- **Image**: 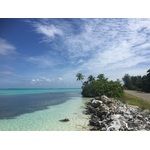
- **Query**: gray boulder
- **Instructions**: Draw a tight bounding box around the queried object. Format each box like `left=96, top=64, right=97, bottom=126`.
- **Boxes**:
left=59, top=118, right=70, bottom=122
left=84, top=95, right=150, bottom=131
left=101, top=95, right=110, bottom=104
left=91, top=99, right=102, bottom=108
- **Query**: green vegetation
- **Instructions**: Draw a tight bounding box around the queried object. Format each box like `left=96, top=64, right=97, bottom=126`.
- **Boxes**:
left=76, top=73, right=123, bottom=97
left=76, top=73, right=85, bottom=83
left=118, top=92, right=150, bottom=110
left=76, top=71, right=150, bottom=109
left=122, top=69, right=150, bottom=93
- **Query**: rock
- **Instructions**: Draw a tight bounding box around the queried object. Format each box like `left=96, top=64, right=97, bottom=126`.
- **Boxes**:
left=101, top=95, right=110, bottom=104
left=99, top=104, right=109, bottom=112
left=89, top=115, right=100, bottom=126
left=106, top=118, right=114, bottom=124
left=95, top=97, right=101, bottom=100
left=89, top=119, right=100, bottom=127
left=127, top=128, right=135, bottom=131
left=101, top=127, right=107, bottom=131
left=120, top=120, right=128, bottom=128
left=106, top=99, right=114, bottom=106
left=147, top=121, right=150, bottom=126
left=127, top=121, right=139, bottom=128
left=84, top=95, right=150, bottom=131
left=99, top=122, right=107, bottom=128
left=59, top=118, right=70, bottom=122
left=124, top=114, right=133, bottom=120
left=108, top=127, right=117, bottom=131
left=96, top=108, right=110, bottom=120
left=119, top=127, right=124, bottom=131
left=90, top=127, right=99, bottom=131
left=142, top=109, right=150, bottom=114
left=118, top=110, right=125, bottom=116
left=91, top=99, right=102, bottom=108
left=87, top=106, right=96, bottom=113
left=145, top=125, right=150, bottom=130
left=137, top=115, right=143, bottom=120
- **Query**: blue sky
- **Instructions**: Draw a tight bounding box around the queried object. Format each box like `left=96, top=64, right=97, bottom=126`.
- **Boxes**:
left=0, top=18, right=150, bottom=88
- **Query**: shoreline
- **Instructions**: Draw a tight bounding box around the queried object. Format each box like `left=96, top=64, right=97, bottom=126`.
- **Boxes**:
left=0, top=96, right=90, bottom=131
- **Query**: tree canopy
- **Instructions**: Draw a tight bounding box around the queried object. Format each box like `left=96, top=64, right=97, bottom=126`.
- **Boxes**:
left=76, top=73, right=123, bottom=97
left=122, top=69, right=150, bottom=93
left=76, top=73, right=85, bottom=83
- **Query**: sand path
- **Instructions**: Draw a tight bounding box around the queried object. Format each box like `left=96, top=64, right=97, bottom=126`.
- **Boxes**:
left=124, top=90, right=150, bottom=101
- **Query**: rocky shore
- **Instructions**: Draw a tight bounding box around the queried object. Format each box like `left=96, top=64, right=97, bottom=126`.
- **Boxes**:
left=84, top=95, right=150, bottom=131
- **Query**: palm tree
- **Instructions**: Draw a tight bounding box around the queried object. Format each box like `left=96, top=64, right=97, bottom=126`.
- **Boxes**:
left=76, top=73, right=85, bottom=83
left=97, top=74, right=105, bottom=80
left=82, top=81, right=89, bottom=89
left=147, top=69, right=150, bottom=76
left=88, top=75, right=95, bottom=83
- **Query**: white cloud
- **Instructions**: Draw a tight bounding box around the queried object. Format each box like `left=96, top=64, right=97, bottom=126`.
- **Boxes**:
left=26, top=55, right=56, bottom=68
left=0, top=38, right=16, bottom=56
left=41, top=77, right=51, bottom=82
left=58, top=77, right=63, bottom=81
left=30, top=19, right=150, bottom=84
left=31, top=77, right=51, bottom=84
left=70, top=19, right=150, bottom=73
left=35, top=23, right=63, bottom=39
left=0, top=70, right=13, bottom=77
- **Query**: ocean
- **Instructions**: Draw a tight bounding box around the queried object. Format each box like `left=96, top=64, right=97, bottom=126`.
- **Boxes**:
left=0, top=88, right=90, bottom=131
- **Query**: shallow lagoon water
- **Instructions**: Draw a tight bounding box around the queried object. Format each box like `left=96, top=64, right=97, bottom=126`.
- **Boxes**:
left=0, top=89, right=90, bottom=131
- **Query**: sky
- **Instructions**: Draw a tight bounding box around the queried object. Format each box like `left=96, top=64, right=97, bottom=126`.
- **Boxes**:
left=0, top=18, right=150, bottom=88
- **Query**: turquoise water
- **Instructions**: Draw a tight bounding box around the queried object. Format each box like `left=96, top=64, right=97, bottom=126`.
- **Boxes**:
left=0, top=88, right=90, bottom=131
left=0, top=88, right=81, bottom=95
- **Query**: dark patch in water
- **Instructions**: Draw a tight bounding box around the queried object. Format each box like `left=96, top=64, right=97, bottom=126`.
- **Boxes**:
left=0, top=92, right=81, bottom=119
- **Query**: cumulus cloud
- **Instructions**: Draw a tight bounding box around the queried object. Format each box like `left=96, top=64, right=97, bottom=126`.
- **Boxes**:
left=31, top=77, right=51, bottom=84
left=0, top=38, right=16, bottom=56
left=30, top=19, right=65, bottom=42
left=35, top=24, right=63, bottom=38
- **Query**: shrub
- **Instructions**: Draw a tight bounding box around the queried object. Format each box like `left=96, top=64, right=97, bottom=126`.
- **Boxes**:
left=80, top=74, right=123, bottom=97
left=122, top=69, right=150, bottom=93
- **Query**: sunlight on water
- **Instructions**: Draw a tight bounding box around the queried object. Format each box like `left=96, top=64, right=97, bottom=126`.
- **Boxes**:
left=0, top=89, right=90, bottom=131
